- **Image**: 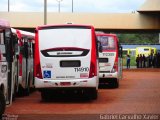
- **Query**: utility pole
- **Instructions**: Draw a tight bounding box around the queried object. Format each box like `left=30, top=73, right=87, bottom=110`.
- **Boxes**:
left=57, top=0, right=63, bottom=13
left=72, top=0, right=73, bottom=13
left=8, top=0, right=10, bottom=12
left=44, top=0, right=47, bottom=25
left=159, top=33, right=160, bottom=44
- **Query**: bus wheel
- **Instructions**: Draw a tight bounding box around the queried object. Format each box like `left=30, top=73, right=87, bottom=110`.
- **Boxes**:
left=91, top=88, right=98, bottom=100
left=12, top=83, right=17, bottom=101
left=85, top=88, right=98, bottom=100
left=110, top=78, right=119, bottom=88
left=41, top=91, right=50, bottom=102
left=25, top=74, right=31, bottom=96
left=0, top=91, right=5, bottom=118
left=13, top=75, right=18, bottom=101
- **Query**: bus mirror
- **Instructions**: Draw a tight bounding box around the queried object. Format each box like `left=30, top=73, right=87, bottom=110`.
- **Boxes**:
left=98, top=41, right=102, bottom=53
left=119, top=46, right=123, bottom=57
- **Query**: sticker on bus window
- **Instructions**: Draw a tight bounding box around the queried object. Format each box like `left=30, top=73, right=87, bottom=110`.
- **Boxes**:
left=43, top=70, right=51, bottom=78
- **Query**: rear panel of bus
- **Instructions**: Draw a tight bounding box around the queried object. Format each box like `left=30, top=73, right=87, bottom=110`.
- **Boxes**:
left=35, top=25, right=97, bottom=84
left=97, top=34, right=118, bottom=78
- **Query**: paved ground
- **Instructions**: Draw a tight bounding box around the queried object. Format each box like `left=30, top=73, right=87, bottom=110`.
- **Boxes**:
left=4, top=69, right=160, bottom=120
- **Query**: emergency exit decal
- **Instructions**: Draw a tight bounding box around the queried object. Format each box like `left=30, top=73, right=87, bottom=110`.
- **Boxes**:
left=43, top=70, right=51, bottom=78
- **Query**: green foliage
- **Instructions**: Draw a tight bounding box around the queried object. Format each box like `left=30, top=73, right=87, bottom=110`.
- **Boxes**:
left=118, top=33, right=159, bottom=44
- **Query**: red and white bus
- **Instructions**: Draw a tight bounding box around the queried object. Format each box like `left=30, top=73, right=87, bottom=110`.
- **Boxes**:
left=34, top=24, right=99, bottom=100
left=96, top=33, right=122, bottom=88
left=11, top=28, right=35, bottom=95
left=0, top=19, right=18, bottom=117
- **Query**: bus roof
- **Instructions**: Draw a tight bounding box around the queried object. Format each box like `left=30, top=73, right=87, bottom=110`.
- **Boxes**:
left=0, top=19, right=10, bottom=28
left=36, top=24, right=94, bottom=30
left=11, top=28, right=35, bottom=40
left=136, top=46, right=152, bottom=49
left=96, top=33, right=117, bottom=37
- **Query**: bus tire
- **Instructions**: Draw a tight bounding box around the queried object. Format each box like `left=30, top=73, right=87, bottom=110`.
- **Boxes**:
left=86, top=88, right=98, bottom=100
left=91, top=88, right=98, bottom=100
left=41, top=91, right=50, bottom=101
left=0, top=91, right=5, bottom=118
left=25, top=74, right=31, bottom=96
left=110, top=78, right=119, bottom=88
left=12, top=83, right=17, bottom=101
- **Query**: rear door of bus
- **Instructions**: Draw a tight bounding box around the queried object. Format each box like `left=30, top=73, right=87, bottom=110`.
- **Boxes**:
left=39, top=26, right=92, bottom=80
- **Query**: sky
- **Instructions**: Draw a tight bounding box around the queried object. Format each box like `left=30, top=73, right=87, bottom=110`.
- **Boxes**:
left=0, top=0, right=146, bottom=13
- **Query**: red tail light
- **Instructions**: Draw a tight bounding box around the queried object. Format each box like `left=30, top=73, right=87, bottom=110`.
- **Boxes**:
left=35, top=63, right=42, bottom=79
left=89, top=26, right=97, bottom=78
left=111, top=62, right=118, bottom=73
left=34, top=29, right=42, bottom=79
left=19, top=54, right=22, bottom=76
left=19, top=64, right=22, bottom=76
left=89, top=62, right=96, bottom=78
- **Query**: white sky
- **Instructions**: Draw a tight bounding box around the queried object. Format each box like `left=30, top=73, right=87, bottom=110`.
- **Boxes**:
left=0, top=0, right=146, bottom=13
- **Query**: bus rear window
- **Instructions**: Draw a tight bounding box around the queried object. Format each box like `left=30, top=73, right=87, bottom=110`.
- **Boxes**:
left=60, top=60, right=81, bottom=67
left=97, top=36, right=116, bottom=50
left=144, top=48, right=149, bottom=51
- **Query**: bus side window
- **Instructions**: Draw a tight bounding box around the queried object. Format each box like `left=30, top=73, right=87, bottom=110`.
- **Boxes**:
left=96, top=36, right=102, bottom=53
left=23, top=41, right=28, bottom=58
left=5, top=28, right=13, bottom=62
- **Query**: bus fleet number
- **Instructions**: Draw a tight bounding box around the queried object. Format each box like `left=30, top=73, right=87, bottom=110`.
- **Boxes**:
left=74, top=67, right=89, bottom=72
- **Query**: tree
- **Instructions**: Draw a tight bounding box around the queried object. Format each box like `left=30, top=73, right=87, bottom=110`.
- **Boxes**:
left=118, top=33, right=159, bottom=44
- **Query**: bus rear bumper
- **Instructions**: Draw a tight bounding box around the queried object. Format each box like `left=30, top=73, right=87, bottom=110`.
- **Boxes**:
left=99, top=72, right=118, bottom=79
left=34, top=77, right=99, bottom=90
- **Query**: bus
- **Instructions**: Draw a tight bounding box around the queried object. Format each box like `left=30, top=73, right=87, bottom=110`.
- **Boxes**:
left=123, top=48, right=136, bottom=57
left=0, top=19, right=18, bottom=117
left=135, top=46, right=157, bottom=57
left=96, top=33, right=122, bottom=88
left=34, top=24, right=99, bottom=100
left=11, top=28, right=35, bottom=96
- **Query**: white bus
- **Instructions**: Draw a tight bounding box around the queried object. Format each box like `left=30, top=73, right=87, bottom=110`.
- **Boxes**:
left=96, top=33, right=123, bottom=88
left=11, top=28, right=35, bottom=96
left=34, top=24, right=99, bottom=100
left=0, top=19, right=18, bottom=117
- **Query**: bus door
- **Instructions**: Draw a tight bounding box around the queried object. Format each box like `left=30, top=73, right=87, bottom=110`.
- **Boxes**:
left=5, top=28, right=14, bottom=105
left=20, top=38, right=28, bottom=89
left=0, top=28, right=13, bottom=106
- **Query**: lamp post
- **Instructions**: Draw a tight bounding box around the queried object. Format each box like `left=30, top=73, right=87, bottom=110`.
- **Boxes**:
left=72, top=0, right=73, bottom=13
left=44, top=0, right=47, bottom=25
left=56, top=0, right=63, bottom=13
left=8, top=0, right=10, bottom=12
left=159, top=33, right=160, bottom=44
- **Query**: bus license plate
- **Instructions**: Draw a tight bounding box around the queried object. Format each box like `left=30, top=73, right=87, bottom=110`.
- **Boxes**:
left=60, top=82, right=71, bottom=86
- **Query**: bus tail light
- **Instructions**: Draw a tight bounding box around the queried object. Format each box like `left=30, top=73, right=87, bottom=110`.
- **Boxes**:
left=34, top=29, right=42, bottom=79
left=111, top=62, right=118, bottom=73
left=19, top=55, right=23, bottom=76
left=89, top=27, right=97, bottom=78
left=19, top=64, right=22, bottom=76
left=35, top=63, right=42, bottom=79
left=89, top=62, right=96, bottom=78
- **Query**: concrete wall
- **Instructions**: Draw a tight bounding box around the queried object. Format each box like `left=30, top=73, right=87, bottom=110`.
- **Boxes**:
left=0, top=12, right=160, bottom=30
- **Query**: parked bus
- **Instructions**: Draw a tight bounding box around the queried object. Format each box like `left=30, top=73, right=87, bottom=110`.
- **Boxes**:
left=135, top=46, right=157, bottom=57
left=0, top=19, right=18, bottom=117
left=11, top=28, right=35, bottom=96
left=123, top=48, right=136, bottom=57
left=34, top=24, right=99, bottom=100
left=96, top=33, right=122, bottom=88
